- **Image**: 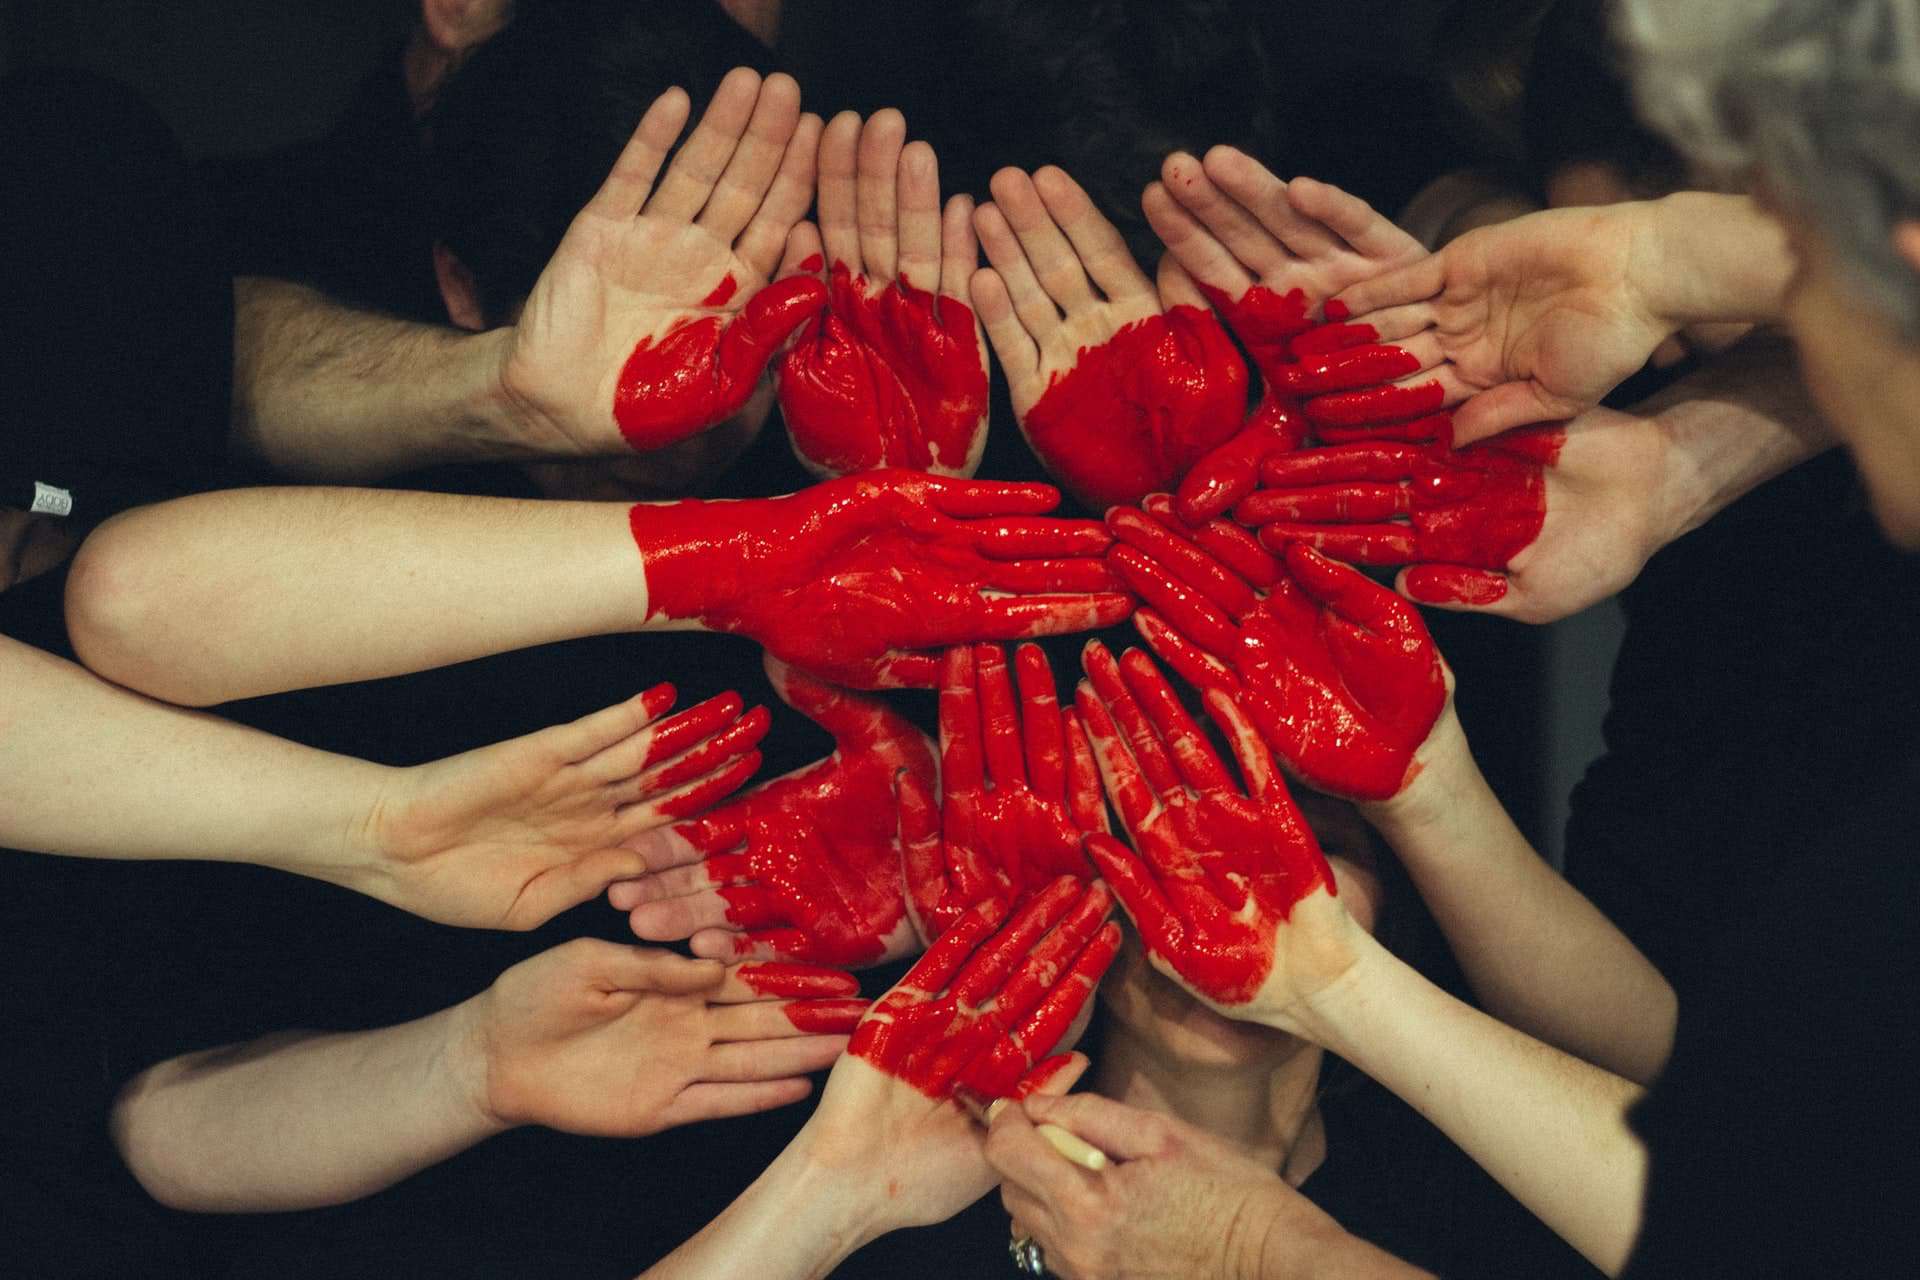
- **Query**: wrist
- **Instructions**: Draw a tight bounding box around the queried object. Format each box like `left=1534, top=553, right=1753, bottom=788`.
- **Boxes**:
left=1359, top=703, right=1478, bottom=842
left=441, top=992, right=517, bottom=1139
left=1284, top=927, right=1401, bottom=1058
left=767, top=1118, right=890, bottom=1258
left=1640, top=193, right=1793, bottom=328
left=472, top=326, right=566, bottom=460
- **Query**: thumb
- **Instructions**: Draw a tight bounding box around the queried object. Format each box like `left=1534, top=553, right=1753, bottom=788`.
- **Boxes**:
left=1021, top=1091, right=1177, bottom=1162
left=1398, top=565, right=1513, bottom=613
left=603, top=944, right=728, bottom=995
left=502, top=845, right=649, bottom=929
left=719, top=275, right=830, bottom=382
left=1449, top=381, right=1577, bottom=447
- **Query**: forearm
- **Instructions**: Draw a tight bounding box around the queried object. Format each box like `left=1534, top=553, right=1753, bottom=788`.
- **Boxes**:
left=1249, top=1201, right=1436, bottom=1280
left=1363, top=717, right=1675, bottom=1083
left=66, top=485, right=647, bottom=705
left=638, top=1124, right=874, bottom=1280
left=1636, top=193, right=1793, bottom=329
left=1293, top=935, right=1647, bottom=1276
left=0, top=633, right=388, bottom=888
left=231, top=277, right=527, bottom=481
left=1640, top=331, right=1835, bottom=546
left=111, top=1002, right=499, bottom=1212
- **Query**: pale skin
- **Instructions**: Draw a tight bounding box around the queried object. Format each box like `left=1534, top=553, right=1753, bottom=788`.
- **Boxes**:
left=232, top=69, right=821, bottom=481
left=112, top=943, right=857, bottom=1212
left=0, top=631, right=761, bottom=930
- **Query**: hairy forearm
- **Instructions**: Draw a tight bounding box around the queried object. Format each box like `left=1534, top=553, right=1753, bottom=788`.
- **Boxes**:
left=1294, top=935, right=1647, bottom=1276
left=230, top=277, right=524, bottom=481
left=65, top=485, right=646, bottom=705
left=0, top=633, right=387, bottom=885
left=112, top=1002, right=497, bottom=1212
left=1636, top=193, right=1794, bottom=330
left=1364, top=717, right=1676, bottom=1084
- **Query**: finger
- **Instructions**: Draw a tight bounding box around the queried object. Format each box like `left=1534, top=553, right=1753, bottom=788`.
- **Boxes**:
left=1132, top=607, right=1239, bottom=698
left=896, top=140, right=943, bottom=294
left=896, top=765, right=953, bottom=939
left=559, top=682, right=675, bottom=763
left=1399, top=563, right=1511, bottom=610
left=1279, top=334, right=1441, bottom=397
left=1033, top=165, right=1151, bottom=304
left=1012, top=1050, right=1089, bottom=1101
left=1062, top=714, right=1109, bottom=835
left=1200, top=687, right=1280, bottom=803
left=693, top=925, right=820, bottom=964
left=627, top=886, right=740, bottom=941
left=1107, top=505, right=1260, bottom=622
left=967, top=593, right=1138, bottom=641
left=1303, top=366, right=1475, bottom=432
left=645, top=66, right=762, bottom=222
left=989, top=167, right=1096, bottom=313
left=919, top=475, right=1063, bottom=518
left=584, top=87, right=691, bottom=218
left=765, top=656, right=923, bottom=755
left=1284, top=542, right=1422, bottom=635
left=633, top=740, right=765, bottom=824
left=893, top=895, right=1010, bottom=997
left=654, top=1077, right=814, bottom=1129
left=1329, top=253, right=1447, bottom=319
left=709, top=997, right=867, bottom=1042
left=1313, top=411, right=1452, bottom=446
left=985, top=1096, right=1102, bottom=1207
left=1074, top=681, right=1157, bottom=835
left=974, top=642, right=1029, bottom=790
left=702, top=1034, right=854, bottom=1082
left=969, top=265, right=1039, bottom=380
left=957, top=914, right=1119, bottom=1098
left=1171, top=406, right=1309, bottom=526
left=1143, top=178, right=1255, bottom=298
left=505, top=846, right=651, bottom=930
left=736, top=111, right=825, bottom=280
left=1116, top=648, right=1232, bottom=793
left=579, top=940, right=726, bottom=994
left=855, top=109, right=907, bottom=282
left=1154, top=254, right=1210, bottom=312
left=1021, top=1091, right=1177, bottom=1161
left=970, top=516, right=1112, bottom=559
left=776, top=219, right=825, bottom=281
left=1014, top=645, right=1067, bottom=806
left=1254, top=521, right=1417, bottom=565
left=1106, top=546, right=1241, bottom=660
left=1237, top=483, right=1410, bottom=523
left=940, top=643, right=986, bottom=795
left=1083, top=833, right=1183, bottom=954
left=722, top=961, right=861, bottom=1002
left=1168, top=149, right=1294, bottom=277
left=1285, top=174, right=1424, bottom=264
left=815, top=110, right=863, bottom=275
left=1450, top=381, right=1584, bottom=446
left=636, top=691, right=746, bottom=769
left=612, top=856, right=727, bottom=907
left=948, top=876, right=1084, bottom=1006
left=1254, top=442, right=1423, bottom=489
left=697, top=71, right=802, bottom=243
left=633, top=708, right=769, bottom=803
left=940, top=194, right=979, bottom=303
left=973, top=200, right=1061, bottom=344
left=1141, top=495, right=1284, bottom=589
left=976, top=558, right=1128, bottom=594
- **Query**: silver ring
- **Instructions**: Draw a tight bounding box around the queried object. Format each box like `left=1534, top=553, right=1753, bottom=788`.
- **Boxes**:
left=1009, top=1234, right=1048, bottom=1276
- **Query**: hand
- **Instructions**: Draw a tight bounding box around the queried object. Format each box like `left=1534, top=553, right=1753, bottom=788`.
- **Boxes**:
left=1074, top=642, right=1357, bottom=1020
left=989, top=1093, right=1411, bottom=1280
left=900, top=643, right=1108, bottom=942
left=971, top=166, right=1248, bottom=510
left=1328, top=202, right=1676, bottom=446
left=455, top=941, right=864, bottom=1138
left=775, top=111, right=989, bottom=478
left=497, top=68, right=827, bottom=457
left=630, top=470, right=1135, bottom=689
left=369, top=684, right=768, bottom=929
left=1107, top=498, right=1448, bottom=800
left=612, top=655, right=936, bottom=967
left=1142, top=150, right=1434, bottom=521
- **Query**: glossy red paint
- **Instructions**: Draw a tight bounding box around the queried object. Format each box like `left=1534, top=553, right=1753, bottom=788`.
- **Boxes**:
left=1402, top=565, right=1509, bottom=606
left=736, top=962, right=869, bottom=1033
left=1020, top=305, right=1247, bottom=510
left=1075, top=642, right=1336, bottom=1006
left=1105, top=505, right=1446, bottom=800
left=628, top=471, right=1133, bottom=689
left=699, top=274, right=740, bottom=308
left=776, top=261, right=990, bottom=475
left=604, top=689, right=771, bottom=820
left=612, top=275, right=826, bottom=451
left=848, top=880, right=1120, bottom=1101
left=669, top=662, right=937, bottom=967
left=900, top=644, right=1104, bottom=942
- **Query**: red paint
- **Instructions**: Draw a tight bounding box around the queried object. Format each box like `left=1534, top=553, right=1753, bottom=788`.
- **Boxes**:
left=780, top=998, right=871, bottom=1034
left=799, top=253, right=824, bottom=273
left=642, top=692, right=744, bottom=766
left=901, top=644, right=1104, bottom=942
left=600, top=691, right=770, bottom=820
left=643, top=706, right=771, bottom=790
left=629, top=471, right=1132, bottom=689
left=1019, top=305, right=1247, bottom=510
left=1173, top=394, right=1308, bottom=527
left=1103, top=507, right=1445, bottom=800
left=1403, top=565, right=1508, bottom=605
left=1279, top=343, right=1421, bottom=396
left=1241, top=425, right=1565, bottom=573
left=848, top=879, right=1120, bottom=1101
left=736, top=961, right=869, bottom=1034
left=655, top=752, right=764, bottom=821
left=669, top=662, right=937, bottom=967
left=1195, top=283, right=1313, bottom=384
left=1074, top=642, right=1336, bottom=1006
left=699, top=274, right=740, bottom=308
left=612, top=275, right=827, bottom=452
left=776, top=261, right=990, bottom=476
left=1303, top=379, right=1445, bottom=430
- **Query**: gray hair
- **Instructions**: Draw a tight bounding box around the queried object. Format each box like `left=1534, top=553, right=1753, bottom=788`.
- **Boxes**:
left=1618, top=0, right=1920, bottom=336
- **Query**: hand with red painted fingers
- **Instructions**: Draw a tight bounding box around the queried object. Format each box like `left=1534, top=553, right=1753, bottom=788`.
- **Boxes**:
left=628, top=469, right=1135, bottom=690
left=452, top=942, right=866, bottom=1140
left=1073, top=642, right=1363, bottom=1027
left=774, top=111, right=989, bottom=478
left=367, top=683, right=769, bottom=930
left=611, top=654, right=935, bottom=968
left=1105, top=497, right=1449, bottom=801
left=1142, top=149, right=1437, bottom=522
left=495, top=68, right=828, bottom=459
left=633, top=888, right=1112, bottom=1280
left=987, top=1093, right=1432, bottom=1280
left=970, top=165, right=1248, bottom=511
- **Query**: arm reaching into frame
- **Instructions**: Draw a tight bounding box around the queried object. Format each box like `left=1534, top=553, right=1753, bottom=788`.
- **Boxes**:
left=971, top=165, right=1248, bottom=510
left=899, top=642, right=1107, bottom=942
left=1141, top=148, right=1435, bottom=522
left=112, top=944, right=862, bottom=1212
left=65, top=471, right=1132, bottom=705
left=636, top=881, right=1118, bottom=1280
left=0, top=632, right=763, bottom=930
left=1327, top=192, right=1795, bottom=446
left=775, top=110, right=989, bottom=477
left=612, top=655, right=935, bottom=968
left=233, top=69, right=827, bottom=480
left=1075, top=645, right=1650, bottom=1274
